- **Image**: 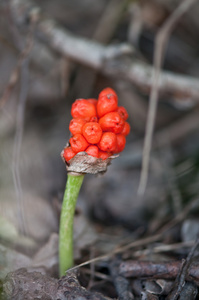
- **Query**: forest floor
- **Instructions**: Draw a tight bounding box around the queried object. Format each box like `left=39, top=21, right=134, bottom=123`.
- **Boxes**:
left=1, top=0, right=199, bottom=299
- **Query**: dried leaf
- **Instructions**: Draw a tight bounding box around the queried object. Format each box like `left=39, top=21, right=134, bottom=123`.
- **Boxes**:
left=31, top=233, right=59, bottom=275
left=61, top=150, right=116, bottom=174
left=145, top=280, right=162, bottom=295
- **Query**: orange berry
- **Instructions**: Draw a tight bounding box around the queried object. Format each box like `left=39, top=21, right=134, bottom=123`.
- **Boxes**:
left=97, top=93, right=118, bottom=118
left=98, top=132, right=117, bottom=152
left=82, top=122, right=102, bottom=144
left=121, top=122, right=130, bottom=136
left=62, top=146, right=76, bottom=162
left=85, top=145, right=99, bottom=158
left=98, top=87, right=117, bottom=98
left=117, top=106, right=128, bottom=121
left=71, top=99, right=97, bottom=121
left=69, top=118, right=86, bottom=135
left=99, top=112, right=125, bottom=134
left=114, top=134, right=126, bottom=153
left=98, top=150, right=111, bottom=160
left=69, top=133, right=89, bottom=153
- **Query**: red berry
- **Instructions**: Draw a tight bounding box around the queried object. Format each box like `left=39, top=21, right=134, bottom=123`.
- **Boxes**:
left=62, top=146, right=76, bottom=162
left=98, top=132, right=117, bottom=152
left=71, top=99, right=97, bottom=121
left=114, top=134, right=126, bottom=153
left=69, top=118, right=86, bottom=135
left=117, top=106, right=128, bottom=121
left=82, top=122, right=102, bottom=144
left=121, top=122, right=130, bottom=136
left=97, top=93, right=118, bottom=118
left=98, top=150, right=111, bottom=160
left=98, top=87, right=117, bottom=98
left=85, top=145, right=99, bottom=158
left=69, top=133, right=89, bottom=153
left=99, top=112, right=125, bottom=134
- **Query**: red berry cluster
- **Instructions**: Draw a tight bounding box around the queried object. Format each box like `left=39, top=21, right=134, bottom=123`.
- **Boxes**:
left=63, top=88, right=130, bottom=162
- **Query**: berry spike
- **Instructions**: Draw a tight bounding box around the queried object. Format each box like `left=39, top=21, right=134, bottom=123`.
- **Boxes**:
left=59, top=87, right=131, bottom=276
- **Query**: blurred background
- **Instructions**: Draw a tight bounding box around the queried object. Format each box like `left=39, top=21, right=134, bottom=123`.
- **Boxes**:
left=1, top=0, right=199, bottom=283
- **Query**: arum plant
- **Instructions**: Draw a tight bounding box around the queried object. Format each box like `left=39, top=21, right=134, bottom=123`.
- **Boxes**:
left=59, top=88, right=130, bottom=276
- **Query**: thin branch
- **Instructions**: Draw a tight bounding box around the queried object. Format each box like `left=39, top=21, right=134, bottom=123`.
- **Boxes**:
left=167, top=238, right=199, bottom=300
left=133, top=241, right=195, bottom=257
left=7, top=0, right=199, bottom=101
left=137, top=0, right=198, bottom=196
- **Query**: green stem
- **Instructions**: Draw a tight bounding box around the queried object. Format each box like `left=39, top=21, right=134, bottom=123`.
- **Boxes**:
left=59, top=173, right=84, bottom=277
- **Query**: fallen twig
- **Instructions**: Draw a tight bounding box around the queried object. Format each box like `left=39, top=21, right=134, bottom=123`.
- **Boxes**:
left=119, top=260, right=199, bottom=287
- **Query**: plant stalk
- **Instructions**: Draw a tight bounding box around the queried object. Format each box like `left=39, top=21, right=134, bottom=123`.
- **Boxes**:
left=59, top=173, right=84, bottom=277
